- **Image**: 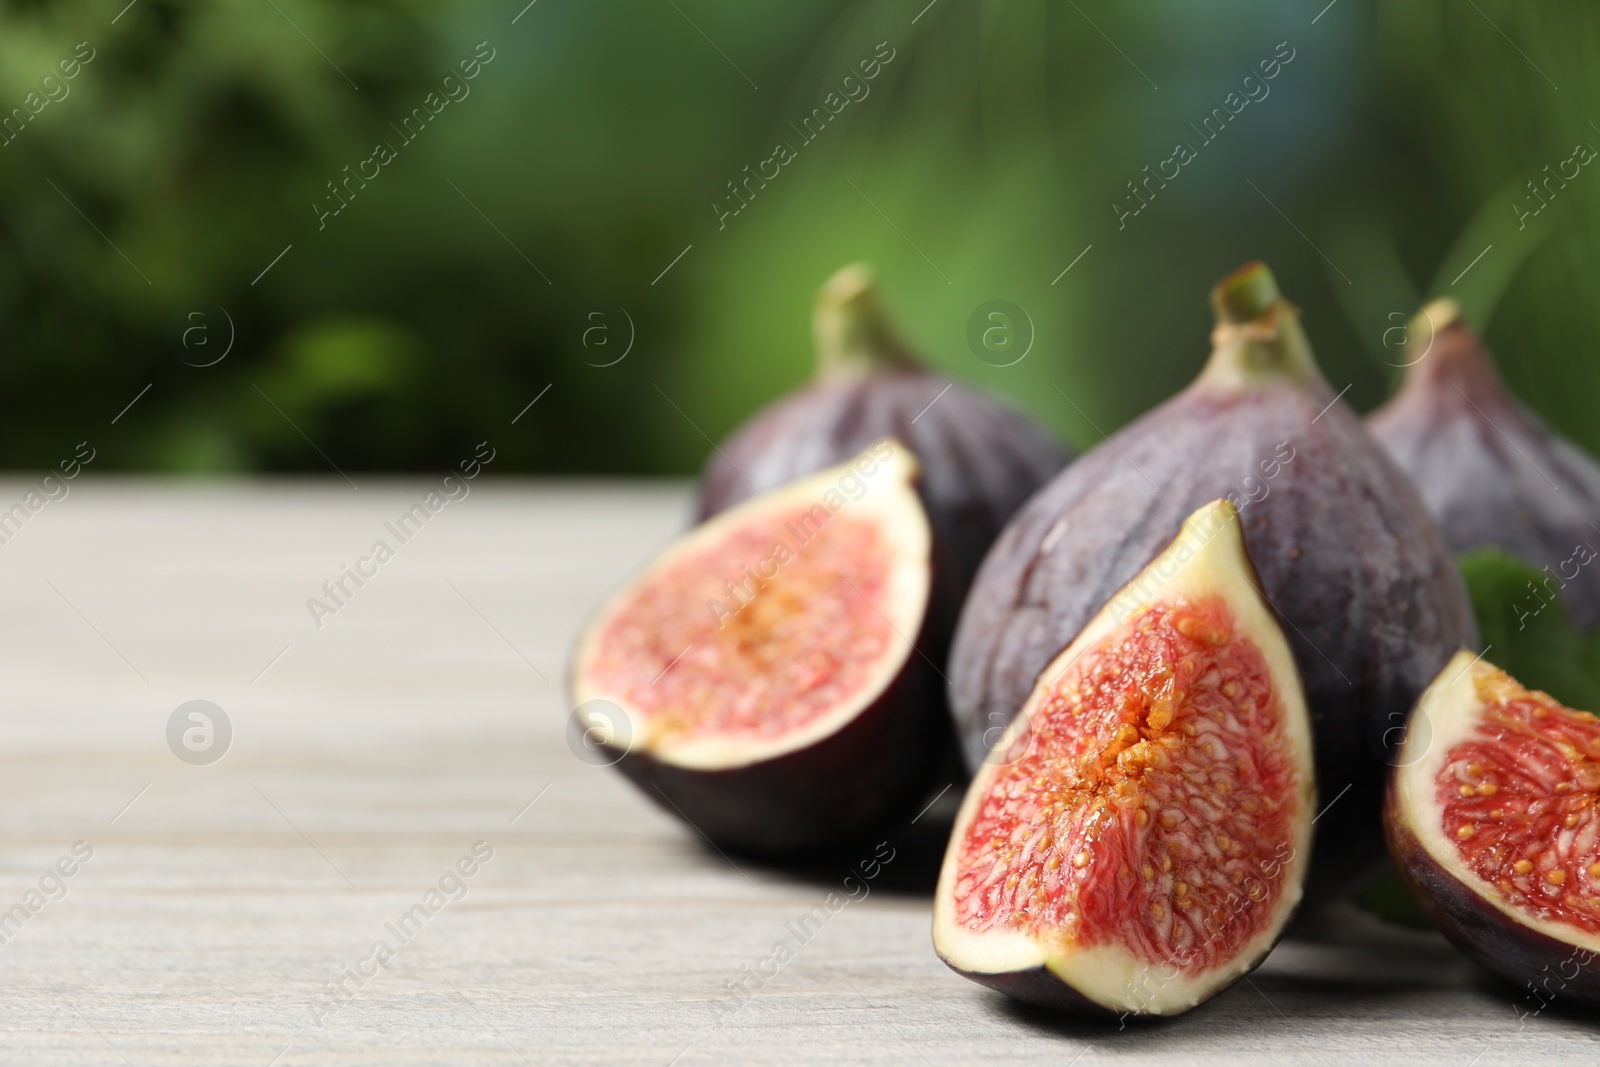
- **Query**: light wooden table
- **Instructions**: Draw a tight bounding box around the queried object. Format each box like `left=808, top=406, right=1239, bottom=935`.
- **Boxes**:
left=0, top=478, right=1590, bottom=1064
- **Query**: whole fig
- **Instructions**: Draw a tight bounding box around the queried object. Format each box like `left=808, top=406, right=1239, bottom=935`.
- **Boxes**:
left=1369, top=299, right=1600, bottom=631
left=696, top=264, right=1070, bottom=587
left=949, top=262, right=1478, bottom=902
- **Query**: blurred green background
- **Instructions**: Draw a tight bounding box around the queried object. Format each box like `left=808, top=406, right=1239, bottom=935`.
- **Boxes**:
left=2, top=0, right=1596, bottom=475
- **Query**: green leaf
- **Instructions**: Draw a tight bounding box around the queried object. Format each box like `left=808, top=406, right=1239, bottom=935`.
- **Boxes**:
left=1458, top=548, right=1600, bottom=711
left=1351, top=871, right=1435, bottom=932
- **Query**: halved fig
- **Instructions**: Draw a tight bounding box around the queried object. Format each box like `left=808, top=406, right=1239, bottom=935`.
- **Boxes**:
left=569, top=442, right=952, bottom=851
left=1369, top=300, right=1600, bottom=631
left=698, top=264, right=1070, bottom=589
left=934, top=499, right=1315, bottom=1016
left=1387, top=650, right=1600, bottom=1004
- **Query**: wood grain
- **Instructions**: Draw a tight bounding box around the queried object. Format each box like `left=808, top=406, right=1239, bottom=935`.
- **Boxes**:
left=0, top=478, right=1588, bottom=1064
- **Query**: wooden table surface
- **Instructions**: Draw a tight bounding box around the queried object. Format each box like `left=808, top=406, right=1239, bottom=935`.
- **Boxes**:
left=0, top=477, right=1593, bottom=1065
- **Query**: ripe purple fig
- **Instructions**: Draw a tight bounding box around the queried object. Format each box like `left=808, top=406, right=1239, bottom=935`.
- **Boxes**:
left=696, top=264, right=1070, bottom=588
left=1369, top=300, right=1600, bottom=631
left=950, top=262, right=1478, bottom=902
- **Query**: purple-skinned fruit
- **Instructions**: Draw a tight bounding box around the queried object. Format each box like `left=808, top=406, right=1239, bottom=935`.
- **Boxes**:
left=696, top=264, right=1071, bottom=590
left=1369, top=299, right=1600, bottom=631
left=949, top=262, right=1479, bottom=904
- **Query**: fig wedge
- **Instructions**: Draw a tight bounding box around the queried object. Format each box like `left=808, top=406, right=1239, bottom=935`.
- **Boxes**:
left=934, top=499, right=1315, bottom=1016
left=1387, top=650, right=1600, bottom=1005
left=570, top=442, right=952, bottom=851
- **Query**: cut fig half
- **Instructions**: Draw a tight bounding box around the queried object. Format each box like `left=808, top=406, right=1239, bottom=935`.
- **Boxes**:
left=1387, top=651, right=1600, bottom=1003
left=569, top=441, right=950, bottom=851
left=933, top=499, right=1316, bottom=1017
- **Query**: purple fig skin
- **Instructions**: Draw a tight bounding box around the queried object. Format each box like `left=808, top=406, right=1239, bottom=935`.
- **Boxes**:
left=697, top=265, right=1070, bottom=587
left=1369, top=301, right=1600, bottom=631
left=945, top=942, right=1284, bottom=1018
left=949, top=965, right=1118, bottom=1016
left=610, top=600, right=954, bottom=853
left=1385, top=779, right=1600, bottom=1006
left=950, top=263, right=1479, bottom=903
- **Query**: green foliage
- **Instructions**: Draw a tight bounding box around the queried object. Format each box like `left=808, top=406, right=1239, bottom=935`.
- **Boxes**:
left=2, top=1, right=1598, bottom=474
left=1352, top=872, right=1436, bottom=932
left=1368, top=2, right=1600, bottom=448
left=0, top=0, right=442, bottom=470
left=1459, top=549, right=1600, bottom=711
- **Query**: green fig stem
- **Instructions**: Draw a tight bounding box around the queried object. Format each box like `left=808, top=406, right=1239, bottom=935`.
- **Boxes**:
left=1199, top=261, right=1321, bottom=389
left=1211, top=261, right=1281, bottom=324
left=1414, top=297, right=1462, bottom=338
left=1401, top=298, right=1470, bottom=381
left=1399, top=297, right=1507, bottom=402
left=812, top=264, right=920, bottom=378
left=1401, top=299, right=1465, bottom=382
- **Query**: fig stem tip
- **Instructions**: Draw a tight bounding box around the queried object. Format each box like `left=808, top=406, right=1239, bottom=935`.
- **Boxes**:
left=818, top=263, right=876, bottom=308
left=1211, top=262, right=1282, bottom=325
left=1417, top=298, right=1462, bottom=332
left=813, top=263, right=918, bottom=376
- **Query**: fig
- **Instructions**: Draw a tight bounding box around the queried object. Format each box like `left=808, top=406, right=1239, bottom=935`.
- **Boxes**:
left=696, top=264, right=1070, bottom=588
left=569, top=442, right=953, bottom=851
left=933, top=499, right=1316, bottom=1016
left=1386, top=650, right=1600, bottom=1005
left=950, top=262, right=1478, bottom=901
left=1369, top=300, right=1600, bottom=631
